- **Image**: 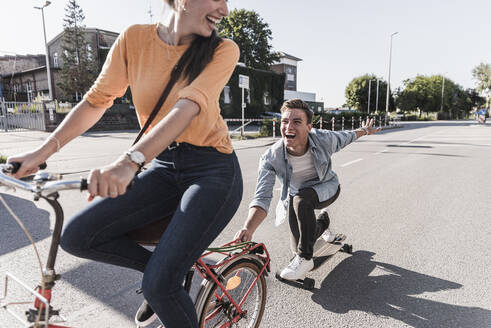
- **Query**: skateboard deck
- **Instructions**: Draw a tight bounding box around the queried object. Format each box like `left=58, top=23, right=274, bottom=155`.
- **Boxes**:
left=312, top=233, right=351, bottom=270
left=275, top=233, right=352, bottom=290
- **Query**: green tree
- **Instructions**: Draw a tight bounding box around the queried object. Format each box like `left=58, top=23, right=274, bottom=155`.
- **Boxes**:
left=345, top=74, right=393, bottom=113
left=58, top=0, right=98, bottom=102
left=397, top=75, right=440, bottom=116
left=472, top=62, right=491, bottom=108
left=217, top=9, right=280, bottom=70
left=467, top=88, right=486, bottom=109
left=397, top=75, right=472, bottom=119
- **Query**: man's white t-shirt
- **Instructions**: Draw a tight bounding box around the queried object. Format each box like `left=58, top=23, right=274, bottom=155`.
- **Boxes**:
left=287, top=150, right=318, bottom=195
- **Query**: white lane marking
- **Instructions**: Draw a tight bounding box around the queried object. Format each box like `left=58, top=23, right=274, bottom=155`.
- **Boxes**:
left=374, top=149, right=388, bottom=155
left=408, top=143, right=491, bottom=147
left=420, top=138, right=491, bottom=141
left=402, top=134, right=435, bottom=145
left=340, top=158, right=363, bottom=167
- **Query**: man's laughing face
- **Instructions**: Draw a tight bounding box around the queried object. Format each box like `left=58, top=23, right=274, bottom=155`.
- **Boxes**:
left=280, top=108, right=312, bottom=156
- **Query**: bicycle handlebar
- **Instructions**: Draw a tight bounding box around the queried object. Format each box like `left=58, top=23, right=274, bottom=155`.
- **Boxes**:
left=0, top=163, right=87, bottom=197
left=7, top=162, right=47, bottom=174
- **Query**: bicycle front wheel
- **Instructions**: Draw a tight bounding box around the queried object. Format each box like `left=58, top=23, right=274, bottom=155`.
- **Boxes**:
left=198, top=260, right=266, bottom=328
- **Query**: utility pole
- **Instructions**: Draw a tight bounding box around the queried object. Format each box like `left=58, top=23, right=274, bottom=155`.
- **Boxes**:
left=385, top=32, right=399, bottom=116
left=148, top=1, right=154, bottom=23
left=34, top=1, right=53, bottom=100
left=368, top=80, right=372, bottom=114
left=375, top=79, right=380, bottom=112
left=440, top=75, right=445, bottom=112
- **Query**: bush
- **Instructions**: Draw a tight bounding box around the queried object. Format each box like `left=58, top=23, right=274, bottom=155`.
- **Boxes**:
left=259, top=119, right=275, bottom=136
left=402, top=114, right=418, bottom=121
left=437, top=111, right=451, bottom=120
left=11, top=103, right=43, bottom=113
left=0, top=155, right=6, bottom=164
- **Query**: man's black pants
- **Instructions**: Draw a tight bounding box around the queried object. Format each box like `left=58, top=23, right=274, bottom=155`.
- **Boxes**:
left=288, top=186, right=341, bottom=260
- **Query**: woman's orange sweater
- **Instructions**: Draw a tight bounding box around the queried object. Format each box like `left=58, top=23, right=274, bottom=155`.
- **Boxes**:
left=84, top=24, right=239, bottom=154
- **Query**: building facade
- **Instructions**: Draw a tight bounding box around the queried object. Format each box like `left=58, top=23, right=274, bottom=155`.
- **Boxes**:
left=270, top=52, right=324, bottom=113
left=270, top=52, right=302, bottom=91
left=1, top=28, right=119, bottom=102
left=0, top=55, right=46, bottom=101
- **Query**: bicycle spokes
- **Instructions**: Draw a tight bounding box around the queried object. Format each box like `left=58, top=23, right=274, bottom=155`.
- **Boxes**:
left=201, top=262, right=266, bottom=328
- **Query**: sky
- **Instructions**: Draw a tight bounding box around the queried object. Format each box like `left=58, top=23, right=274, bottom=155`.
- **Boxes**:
left=1, top=0, right=490, bottom=107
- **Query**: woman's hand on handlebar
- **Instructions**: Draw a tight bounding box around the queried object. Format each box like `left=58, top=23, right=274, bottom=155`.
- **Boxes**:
left=87, top=155, right=139, bottom=201
left=7, top=150, right=49, bottom=179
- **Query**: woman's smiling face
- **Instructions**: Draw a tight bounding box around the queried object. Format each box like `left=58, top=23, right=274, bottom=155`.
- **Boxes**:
left=181, top=0, right=229, bottom=37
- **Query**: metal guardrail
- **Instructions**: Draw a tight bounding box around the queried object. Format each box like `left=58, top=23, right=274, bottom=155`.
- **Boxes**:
left=0, top=100, right=45, bottom=132
left=225, top=116, right=400, bottom=138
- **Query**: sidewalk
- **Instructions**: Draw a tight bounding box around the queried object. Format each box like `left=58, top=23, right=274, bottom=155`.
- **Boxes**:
left=0, top=130, right=278, bottom=173
left=0, top=123, right=400, bottom=171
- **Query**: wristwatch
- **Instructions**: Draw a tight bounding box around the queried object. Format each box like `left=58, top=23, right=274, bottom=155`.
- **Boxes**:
left=125, top=150, right=146, bottom=170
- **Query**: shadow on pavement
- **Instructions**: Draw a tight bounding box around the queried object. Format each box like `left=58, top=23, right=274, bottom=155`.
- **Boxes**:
left=0, top=193, right=51, bottom=256
left=311, top=251, right=491, bottom=328
left=60, top=261, right=143, bottom=323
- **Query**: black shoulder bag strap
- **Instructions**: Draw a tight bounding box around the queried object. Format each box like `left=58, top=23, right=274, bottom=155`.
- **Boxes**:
left=132, top=62, right=185, bottom=146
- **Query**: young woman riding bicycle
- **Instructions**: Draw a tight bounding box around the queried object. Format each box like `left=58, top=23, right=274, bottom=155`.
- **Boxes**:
left=7, top=1, right=241, bottom=327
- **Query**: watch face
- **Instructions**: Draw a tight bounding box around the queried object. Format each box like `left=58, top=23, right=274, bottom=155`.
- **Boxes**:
left=130, top=151, right=145, bottom=164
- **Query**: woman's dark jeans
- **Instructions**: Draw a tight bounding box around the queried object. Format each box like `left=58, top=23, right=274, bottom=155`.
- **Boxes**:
left=288, top=186, right=340, bottom=260
left=60, top=143, right=243, bottom=328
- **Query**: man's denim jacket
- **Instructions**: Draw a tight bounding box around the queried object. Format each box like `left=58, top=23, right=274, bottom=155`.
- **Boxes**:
left=249, top=128, right=357, bottom=226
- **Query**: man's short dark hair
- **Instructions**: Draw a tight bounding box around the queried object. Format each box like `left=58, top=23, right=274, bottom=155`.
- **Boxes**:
left=280, top=98, right=314, bottom=124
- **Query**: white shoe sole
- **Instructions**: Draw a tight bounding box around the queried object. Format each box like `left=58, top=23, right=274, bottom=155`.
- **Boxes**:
left=135, top=313, right=158, bottom=327
left=321, top=233, right=336, bottom=243
left=280, top=273, right=308, bottom=281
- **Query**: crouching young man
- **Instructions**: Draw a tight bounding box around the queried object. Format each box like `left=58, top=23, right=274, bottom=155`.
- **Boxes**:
left=235, top=99, right=381, bottom=281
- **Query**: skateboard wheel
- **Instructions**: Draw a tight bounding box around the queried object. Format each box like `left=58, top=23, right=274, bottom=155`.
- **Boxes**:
left=303, top=278, right=315, bottom=290
left=342, top=244, right=353, bottom=254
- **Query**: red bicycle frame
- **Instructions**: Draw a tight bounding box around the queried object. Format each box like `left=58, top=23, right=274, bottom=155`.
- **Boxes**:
left=194, top=240, right=271, bottom=327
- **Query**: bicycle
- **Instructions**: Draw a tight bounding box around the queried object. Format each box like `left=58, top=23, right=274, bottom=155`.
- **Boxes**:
left=0, top=163, right=271, bottom=328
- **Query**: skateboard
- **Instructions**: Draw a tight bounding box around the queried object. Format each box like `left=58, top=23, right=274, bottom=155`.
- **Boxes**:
left=275, top=233, right=352, bottom=290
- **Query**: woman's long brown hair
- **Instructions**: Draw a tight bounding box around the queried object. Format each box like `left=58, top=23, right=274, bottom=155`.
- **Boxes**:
left=179, top=30, right=222, bottom=83
left=166, top=0, right=223, bottom=83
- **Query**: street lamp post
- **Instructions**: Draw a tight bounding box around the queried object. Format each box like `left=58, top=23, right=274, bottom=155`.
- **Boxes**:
left=375, top=79, right=380, bottom=112
left=385, top=32, right=398, bottom=117
left=368, top=80, right=372, bottom=114
left=34, top=1, right=53, bottom=100
left=440, top=75, right=445, bottom=112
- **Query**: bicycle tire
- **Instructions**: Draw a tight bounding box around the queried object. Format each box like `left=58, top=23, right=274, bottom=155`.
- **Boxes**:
left=198, top=260, right=266, bottom=328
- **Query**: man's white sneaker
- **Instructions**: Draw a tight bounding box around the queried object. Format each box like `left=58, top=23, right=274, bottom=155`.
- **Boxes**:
left=321, top=228, right=336, bottom=243
left=279, top=254, right=314, bottom=280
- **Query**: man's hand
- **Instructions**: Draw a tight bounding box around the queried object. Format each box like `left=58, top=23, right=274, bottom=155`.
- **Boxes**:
left=355, top=118, right=382, bottom=139
left=235, top=206, right=266, bottom=242
left=234, top=228, right=253, bottom=242
left=362, top=118, right=382, bottom=135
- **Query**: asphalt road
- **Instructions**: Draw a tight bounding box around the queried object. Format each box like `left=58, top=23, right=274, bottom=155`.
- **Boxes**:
left=1, top=121, right=490, bottom=328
